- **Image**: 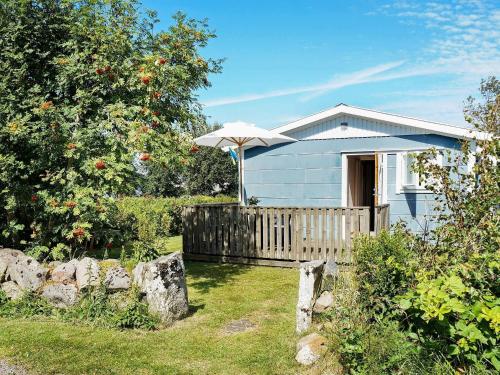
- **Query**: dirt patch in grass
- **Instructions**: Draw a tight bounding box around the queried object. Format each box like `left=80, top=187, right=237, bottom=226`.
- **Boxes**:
left=0, top=359, right=33, bottom=375
left=222, top=318, right=257, bottom=335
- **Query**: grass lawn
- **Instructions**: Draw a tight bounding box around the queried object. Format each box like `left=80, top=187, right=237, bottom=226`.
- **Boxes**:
left=0, top=237, right=301, bottom=374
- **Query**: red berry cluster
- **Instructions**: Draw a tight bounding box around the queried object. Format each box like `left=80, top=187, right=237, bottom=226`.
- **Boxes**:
left=139, top=153, right=151, bottom=161
left=40, top=101, right=53, bottom=110
left=95, top=160, right=106, bottom=170
left=157, top=57, right=167, bottom=65
left=73, top=228, right=85, bottom=237
left=64, top=201, right=77, bottom=208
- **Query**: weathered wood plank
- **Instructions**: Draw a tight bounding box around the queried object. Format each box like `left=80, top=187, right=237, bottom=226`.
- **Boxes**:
left=230, top=206, right=237, bottom=256
left=276, top=208, right=282, bottom=259
left=305, top=208, right=311, bottom=261
left=262, top=207, right=268, bottom=257
left=328, top=208, right=334, bottom=260
left=223, top=206, right=229, bottom=255
left=284, top=208, right=290, bottom=259
left=269, top=208, right=275, bottom=259
left=321, top=209, right=327, bottom=259
left=313, top=208, right=320, bottom=260
left=297, top=209, right=303, bottom=261
left=344, top=208, right=352, bottom=262
left=255, top=207, right=262, bottom=257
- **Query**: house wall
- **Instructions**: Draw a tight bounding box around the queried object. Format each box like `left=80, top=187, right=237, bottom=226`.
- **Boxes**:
left=243, top=134, right=461, bottom=232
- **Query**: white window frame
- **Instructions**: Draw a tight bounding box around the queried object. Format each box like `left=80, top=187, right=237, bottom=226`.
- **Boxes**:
left=396, top=150, right=443, bottom=194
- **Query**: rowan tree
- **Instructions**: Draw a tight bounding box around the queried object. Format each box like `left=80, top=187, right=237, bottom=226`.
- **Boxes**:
left=0, top=0, right=221, bottom=258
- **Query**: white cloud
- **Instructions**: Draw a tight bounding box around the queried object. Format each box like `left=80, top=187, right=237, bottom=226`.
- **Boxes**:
left=203, top=61, right=406, bottom=107
left=382, top=0, right=500, bottom=76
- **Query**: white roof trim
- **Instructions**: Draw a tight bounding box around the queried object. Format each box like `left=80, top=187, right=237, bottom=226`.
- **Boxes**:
left=273, top=104, right=482, bottom=140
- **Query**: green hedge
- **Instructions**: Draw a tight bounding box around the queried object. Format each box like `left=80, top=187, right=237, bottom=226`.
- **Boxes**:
left=115, top=195, right=236, bottom=242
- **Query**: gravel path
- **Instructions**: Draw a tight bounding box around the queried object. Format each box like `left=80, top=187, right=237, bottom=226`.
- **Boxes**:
left=0, top=360, right=31, bottom=375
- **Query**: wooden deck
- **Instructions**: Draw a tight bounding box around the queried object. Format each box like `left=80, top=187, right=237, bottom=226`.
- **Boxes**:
left=182, top=204, right=390, bottom=267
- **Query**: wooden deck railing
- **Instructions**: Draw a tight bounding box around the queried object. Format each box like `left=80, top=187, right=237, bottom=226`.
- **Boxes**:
left=375, top=204, right=390, bottom=234
left=182, top=204, right=390, bottom=266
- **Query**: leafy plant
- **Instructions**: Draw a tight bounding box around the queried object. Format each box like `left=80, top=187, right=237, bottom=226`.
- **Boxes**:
left=0, top=0, right=222, bottom=259
left=0, top=291, right=53, bottom=318
left=353, top=226, right=418, bottom=318
left=113, top=288, right=159, bottom=330
left=142, top=124, right=238, bottom=197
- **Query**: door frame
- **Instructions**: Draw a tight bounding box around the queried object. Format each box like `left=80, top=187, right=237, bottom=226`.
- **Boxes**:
left=341, top=152, right=388, bottom=207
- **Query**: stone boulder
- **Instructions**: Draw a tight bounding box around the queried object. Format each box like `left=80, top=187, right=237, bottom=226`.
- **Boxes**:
left=296, top=260, right=324, bottom=333
left=104, top=266, right=131, bottom=291
left=321, top=259, right=339, bottom=292
left=41, top=284, right=78, bottom=308
left=296, top=333, right=328, bottom=366
left=75, top=257, right=100, bottom=290
left=6, top=253, right=47, bottom=291
left=0, top=249, right=25, bottom=283
left=134, top=252, right=188, bottom=325
left=313, top=291, right=334, bottom=313
left=1, top=281, right=23, bottom=300
left=51, top=259, right=78, bottom=284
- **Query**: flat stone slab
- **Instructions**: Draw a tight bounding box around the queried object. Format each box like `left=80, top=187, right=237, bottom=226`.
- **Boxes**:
left=223, top=319, right=257, bottom=334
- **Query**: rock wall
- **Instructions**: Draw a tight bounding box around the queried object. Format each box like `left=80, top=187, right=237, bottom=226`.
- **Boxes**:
left=0, top=248, right=188, bottom=325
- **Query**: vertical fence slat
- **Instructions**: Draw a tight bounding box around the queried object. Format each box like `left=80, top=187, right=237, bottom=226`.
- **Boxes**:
left=255, top=207, right=261, bottom=257
left=223, top=206, right=229, bottom=255
left=305, top=208, right=311, bottom=261
left=297, top=208, right=303, bottom=261
left=344, top=208, right=351, bottom=262
left=276, top=208, right=283, bottom=259
left=313, top=208, right=320, bottom=260
left=284, top=208, right=290, bottom=259
left=262, top=208, right=268, bottom=257
left=328, top=208, right=334, bottom=260
left=322, top=209, right=327, bottom=259
left=269, top=208, right=275, bottom=259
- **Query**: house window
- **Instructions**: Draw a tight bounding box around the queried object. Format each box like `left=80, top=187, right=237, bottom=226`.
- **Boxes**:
left=397, top=151, right=442, bottom=193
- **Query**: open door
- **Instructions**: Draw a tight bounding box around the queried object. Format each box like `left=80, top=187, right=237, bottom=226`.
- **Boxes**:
left=347, top=155, right=375, bottom=230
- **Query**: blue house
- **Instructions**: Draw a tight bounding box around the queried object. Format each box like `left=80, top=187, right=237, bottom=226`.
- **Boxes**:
left=242, top=104, right=475, bottom=232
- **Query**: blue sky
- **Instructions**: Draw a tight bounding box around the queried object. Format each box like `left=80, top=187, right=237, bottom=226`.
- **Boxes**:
left=143, top=0, right=500, bottom=129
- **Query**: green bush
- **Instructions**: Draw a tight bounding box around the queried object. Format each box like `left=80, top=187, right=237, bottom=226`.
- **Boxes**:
left=114, top=195, right=235, bottom=256
left=398, top=252, right=500, bottom=370
left=353, top=226, right=419, bottom=318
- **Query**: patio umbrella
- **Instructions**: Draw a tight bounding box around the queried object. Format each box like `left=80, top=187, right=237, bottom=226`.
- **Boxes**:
left=194, top=121, right=297, bottom=204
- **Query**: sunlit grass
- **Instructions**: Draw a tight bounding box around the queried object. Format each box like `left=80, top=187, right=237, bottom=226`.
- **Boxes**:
left=0, top=256, right=300, bottom=374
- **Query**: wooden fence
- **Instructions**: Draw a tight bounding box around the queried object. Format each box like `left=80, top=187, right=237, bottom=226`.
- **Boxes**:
left=182, top=204, right=390, bottom=267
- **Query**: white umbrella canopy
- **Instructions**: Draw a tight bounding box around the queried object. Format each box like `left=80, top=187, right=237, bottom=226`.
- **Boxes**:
left=194, top=121, right=297, bottom=204
left=194, top=121, right=296, bottom=148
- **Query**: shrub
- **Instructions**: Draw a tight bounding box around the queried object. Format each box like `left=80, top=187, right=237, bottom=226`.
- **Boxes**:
left=114, top=195, right=236, bottom=257
left=353, top=226, right=419, bottom=318
left=398, top=253, right=500, bottom=370
left=322, top=269, right=424, bottom=374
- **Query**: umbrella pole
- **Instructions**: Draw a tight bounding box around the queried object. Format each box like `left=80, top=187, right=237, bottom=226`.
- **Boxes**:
left=238, top=146, right=243, bottom=205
